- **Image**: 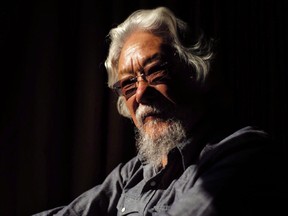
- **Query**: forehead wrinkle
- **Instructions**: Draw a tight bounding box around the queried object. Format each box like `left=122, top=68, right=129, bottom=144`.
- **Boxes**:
left=142, top=53, right=162, bottom=67
left=119, top=53, right=164, bottom=76
left=118, top=36, right=170, bottom=78
left=118, top=68, right=133, bottom=77
left=118, top=58, right=135, bottom=77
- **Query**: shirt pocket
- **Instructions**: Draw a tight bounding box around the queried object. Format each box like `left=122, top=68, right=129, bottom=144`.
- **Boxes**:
left=116, top=193, right=141, bottom=215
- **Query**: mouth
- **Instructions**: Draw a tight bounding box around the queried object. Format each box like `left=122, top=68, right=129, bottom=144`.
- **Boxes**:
left=142, top=113, right=165, bottom=125
left=136, top=104, right=171, bottom=127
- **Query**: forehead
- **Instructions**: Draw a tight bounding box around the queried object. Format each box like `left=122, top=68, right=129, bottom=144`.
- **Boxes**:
left=118, top=31, right=165, bottom=75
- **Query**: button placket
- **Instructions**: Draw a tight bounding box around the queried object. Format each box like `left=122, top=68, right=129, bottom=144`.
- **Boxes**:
left=150, top=181, right=157, bottom=187
left=121, top=207, right=126, bottom=213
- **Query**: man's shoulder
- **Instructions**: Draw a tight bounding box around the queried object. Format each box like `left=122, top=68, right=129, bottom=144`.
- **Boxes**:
left=219, top=126, right=269, bottom=144
left=197, top=125, right=275, bottom=171
left=201, top=126, right=270, bottom=156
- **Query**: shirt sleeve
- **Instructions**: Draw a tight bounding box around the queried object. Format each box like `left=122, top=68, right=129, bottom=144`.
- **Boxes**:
left=32, top=157, right=140, bottom=216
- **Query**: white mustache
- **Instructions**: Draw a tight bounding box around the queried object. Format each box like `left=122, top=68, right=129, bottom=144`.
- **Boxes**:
left=136, top=105, right=162, bottom=125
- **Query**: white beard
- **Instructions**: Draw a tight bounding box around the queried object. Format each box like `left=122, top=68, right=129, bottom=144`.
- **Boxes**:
left=135, top=105, right=187, bottom=169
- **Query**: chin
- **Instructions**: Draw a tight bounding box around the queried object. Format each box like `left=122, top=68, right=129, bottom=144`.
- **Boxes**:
left=142, top=119, right=172, bottom=138
left=135, top=118, right=187, bottom=168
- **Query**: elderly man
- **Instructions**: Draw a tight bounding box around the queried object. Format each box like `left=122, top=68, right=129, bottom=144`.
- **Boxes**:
left=33, top=6, right=284, bottom=216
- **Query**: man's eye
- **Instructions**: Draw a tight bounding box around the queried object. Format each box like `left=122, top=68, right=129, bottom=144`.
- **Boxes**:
left=149, top=71, right=170, bottom=84
left=121, top=77, right=137, bottom=88
left=147, top=64, right=166, bottom=75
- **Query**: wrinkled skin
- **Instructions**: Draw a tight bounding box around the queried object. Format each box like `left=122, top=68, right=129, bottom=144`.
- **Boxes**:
left=117, top=31, right=207, bottom=138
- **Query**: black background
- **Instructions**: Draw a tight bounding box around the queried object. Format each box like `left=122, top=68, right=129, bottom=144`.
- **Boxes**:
left=1, top=0, right=287, bottom=215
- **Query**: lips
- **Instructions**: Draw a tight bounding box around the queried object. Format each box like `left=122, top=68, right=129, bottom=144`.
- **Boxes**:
left=142, top=113, right=159, bottom=123
left=136, top=105, right=168, bottom=126
left=141, top=111, right=169, bottom=125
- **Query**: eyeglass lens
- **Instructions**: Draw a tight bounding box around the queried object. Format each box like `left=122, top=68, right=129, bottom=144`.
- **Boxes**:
left=113, top=62, right=169, bottom=99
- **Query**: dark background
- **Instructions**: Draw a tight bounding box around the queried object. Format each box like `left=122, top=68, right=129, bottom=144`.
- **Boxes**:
left=1, top=0, right=287, bottom=215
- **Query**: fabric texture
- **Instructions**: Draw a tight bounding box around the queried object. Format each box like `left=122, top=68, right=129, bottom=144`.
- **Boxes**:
left=32, top=126, right=284, bottom=216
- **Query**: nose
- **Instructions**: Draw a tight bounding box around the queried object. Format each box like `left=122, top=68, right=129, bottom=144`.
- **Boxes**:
left=135, top=79, right=150, bottom=104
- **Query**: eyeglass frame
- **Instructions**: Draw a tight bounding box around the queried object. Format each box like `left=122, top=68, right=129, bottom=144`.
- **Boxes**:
left=112, top=61, right=171, bottom=100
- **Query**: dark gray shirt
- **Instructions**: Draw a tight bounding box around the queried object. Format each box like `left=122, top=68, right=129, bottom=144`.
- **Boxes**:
left=33, top=126, right=283, bottom=216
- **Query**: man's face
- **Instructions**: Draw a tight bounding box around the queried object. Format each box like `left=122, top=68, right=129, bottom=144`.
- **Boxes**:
left=117, top=31, right=204, bottom=136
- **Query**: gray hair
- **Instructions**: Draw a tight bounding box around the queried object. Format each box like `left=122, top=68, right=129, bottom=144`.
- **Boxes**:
left=105, top=6, right=213, bottom=118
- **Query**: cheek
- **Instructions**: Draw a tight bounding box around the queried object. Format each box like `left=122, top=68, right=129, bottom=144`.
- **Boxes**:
left=125, top=97, right=140, bottom=126
left=155, top=84, right=176, bottom=104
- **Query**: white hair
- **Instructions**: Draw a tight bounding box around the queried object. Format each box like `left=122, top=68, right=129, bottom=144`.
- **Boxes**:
left=105, top=6, right=213, bottom=118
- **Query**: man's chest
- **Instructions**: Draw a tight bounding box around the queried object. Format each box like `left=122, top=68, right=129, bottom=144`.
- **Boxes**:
left=116, top=165, right=197, bottom=215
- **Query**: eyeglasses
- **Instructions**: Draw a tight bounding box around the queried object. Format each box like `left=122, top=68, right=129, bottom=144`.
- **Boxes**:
left=112, top=62, right=170, bottom=100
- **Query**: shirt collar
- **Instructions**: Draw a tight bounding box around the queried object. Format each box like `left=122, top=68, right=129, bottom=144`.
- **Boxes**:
left=137, top=137, right=203, bottom=174
left=137, top=119, right=216, bottom=173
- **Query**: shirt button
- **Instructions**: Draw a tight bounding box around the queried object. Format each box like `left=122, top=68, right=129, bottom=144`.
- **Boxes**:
left=150, top=181, right=156, bottom=187
left=121, top=207, right=126, bottom=213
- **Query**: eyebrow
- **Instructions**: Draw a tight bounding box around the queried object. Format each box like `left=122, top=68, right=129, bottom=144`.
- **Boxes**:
left=142, top=53, right=162, bottom=67
left=118, top=53, right=164, bottom=76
